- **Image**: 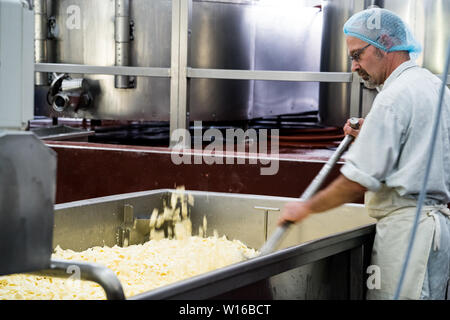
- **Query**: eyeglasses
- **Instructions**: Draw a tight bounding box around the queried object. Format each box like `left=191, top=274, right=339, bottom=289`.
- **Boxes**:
left=349, top=43, right=371, bottom=62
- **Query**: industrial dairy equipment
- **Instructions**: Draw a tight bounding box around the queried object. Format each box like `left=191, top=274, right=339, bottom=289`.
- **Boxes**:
left=32, top=0, right=449, bottom=130
left=0, top=0, right=123, bottom=299
left=2, top=0, right=449, bottom=301
left=33, top=0, right=325, bottom=124
left=21, top=189, right=376, bottom=299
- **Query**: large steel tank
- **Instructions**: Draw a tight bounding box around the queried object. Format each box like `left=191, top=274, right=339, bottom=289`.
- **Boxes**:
left=252, top=1, right=322, bottom=119
left=34, top=0, right=256, bottom=121
left=379, top=0, right=450, bottom=75
left=189, top=0, right=255, bottom=121
left=320, top=0, right=450, bottom=127
left=319, top=0, right=358, bottom=127
left=34, top=0, right=325, bottom=123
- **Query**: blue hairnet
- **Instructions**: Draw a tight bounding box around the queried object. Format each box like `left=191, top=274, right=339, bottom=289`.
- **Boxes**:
left=343, top=8, right=422, bottom=57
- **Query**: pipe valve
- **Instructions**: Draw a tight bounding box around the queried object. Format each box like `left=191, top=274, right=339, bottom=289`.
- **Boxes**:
left=47, top=74, right=93, bottom=113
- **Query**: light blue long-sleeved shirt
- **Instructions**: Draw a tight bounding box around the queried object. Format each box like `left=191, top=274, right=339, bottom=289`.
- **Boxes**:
left=341, top=60, right=450, bottom=205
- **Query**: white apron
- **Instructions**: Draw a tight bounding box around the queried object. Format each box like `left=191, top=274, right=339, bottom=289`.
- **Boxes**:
left=365, top=185, right=450, bottom=300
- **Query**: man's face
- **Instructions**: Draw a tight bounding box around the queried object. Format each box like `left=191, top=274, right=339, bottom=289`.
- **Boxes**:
left=346, top=36, right=387, bottom=88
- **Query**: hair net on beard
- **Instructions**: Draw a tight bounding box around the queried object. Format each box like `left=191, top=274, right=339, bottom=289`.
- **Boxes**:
left=343, top=8, right=422, bottom=60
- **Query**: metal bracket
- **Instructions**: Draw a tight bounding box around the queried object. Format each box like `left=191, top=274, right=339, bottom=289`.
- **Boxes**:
left=254, top=206, right=280, bottom=242
left=117, top=204, right=134, bottom=247
left=116, top=204, right=151, bottom=247
left=349, top=72, right=362, bottom=118
left=169, top=0, right=192, bottom=148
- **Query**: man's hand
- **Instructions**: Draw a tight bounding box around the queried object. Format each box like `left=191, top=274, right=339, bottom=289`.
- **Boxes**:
left=344, top=118, right=364, bottom=138
left=278, top=175, right=367, bottom=226
left=278, top=201, right=313, bottom=225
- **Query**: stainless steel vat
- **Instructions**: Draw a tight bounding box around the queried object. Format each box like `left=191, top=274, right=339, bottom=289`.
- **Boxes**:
left=52, top=189, right=376, bottom=299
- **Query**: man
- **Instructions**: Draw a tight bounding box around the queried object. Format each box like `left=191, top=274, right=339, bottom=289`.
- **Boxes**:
left=280, top=8, right=450, bottom=300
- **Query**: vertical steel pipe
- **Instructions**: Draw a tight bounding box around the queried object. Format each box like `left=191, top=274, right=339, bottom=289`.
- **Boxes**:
left=115, top=0, right=130, bottom=88
left=34, top=0, right=48, bottom=86
left=169, top=0, right=191, bottom=147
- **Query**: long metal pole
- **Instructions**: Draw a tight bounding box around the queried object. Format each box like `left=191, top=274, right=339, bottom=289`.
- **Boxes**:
left=115, top=0, right=131, bottom=88
left=259, top=118, right=360, bottom=256
left=169, top=0, right=191, bottom=148
left=34, top=0, right=48, bottom=85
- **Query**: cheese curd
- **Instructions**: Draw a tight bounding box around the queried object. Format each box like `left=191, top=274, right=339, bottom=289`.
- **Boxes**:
left=0, top=236, right=258, bottom=300
left=0, top=188, right=259, bottom=300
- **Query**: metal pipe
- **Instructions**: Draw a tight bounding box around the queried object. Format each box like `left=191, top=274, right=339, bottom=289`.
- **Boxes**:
left=34, top=0, right=48, bottom=85
left=169, top=0, right=192, bottom=148
left=115, top=0, right=131, bottom=88
left=35, top=63, right=170, bottom=77
left=259, top=118, right=361, bottom=256
left=29, top=259, right=126, bottom=300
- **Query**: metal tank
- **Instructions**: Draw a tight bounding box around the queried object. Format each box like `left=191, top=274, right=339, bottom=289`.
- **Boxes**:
left=320, top=0, right=450, bottom=126
left=319, top=0, right=358, bottom=127
left=34, top=0, right=327, bottom=122
left=35, top=0, right=172, bottom=120
left=379, top=0, right=450, bottom=75
left=252, top=1, right=322, bottom=119
left=48, top=189, right=376, bottom=299
left=34, top=0, right=257, bottom=121
left=189, top=0, right=255, bottom=121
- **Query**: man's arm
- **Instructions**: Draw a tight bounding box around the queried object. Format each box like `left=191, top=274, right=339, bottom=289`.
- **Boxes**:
left=279, top=174, right=367, bottom=224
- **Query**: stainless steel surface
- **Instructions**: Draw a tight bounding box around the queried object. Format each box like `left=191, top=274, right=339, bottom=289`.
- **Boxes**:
left=34, top=0, right=258, bottom=121
left=29, top=258, right=126, bottom=300
left=34, top=0, right=326, bottom=122
left=251, top=2, right=322, bottom=118
left=189, top=0, right=255, bottom=121
left=31, top=125, right=94, bottom=141
left=170, top=0, right=191, bottom=146
left=319, top=0, right=359, bottom=127
left=60, top=77, right=87, bottom=91
left=352, top=0, right=450, bottom=120
left=47, top=73, right=92, bottom=113
left=379, top=0, right=450, bottom=75
left=35, top=63, right=171, bottom=77
left=0, top=132, right=56, bottom=276
left=51, top=189, right=375, bottom=299
left=35, top=0, right=172, bottom=121
left=187, top=68, right=353, bottom=82
left=33, top=0, right=449, bottom=125
left=131, top=224, right=375, bottom=299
